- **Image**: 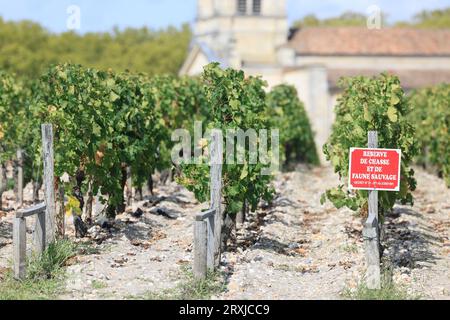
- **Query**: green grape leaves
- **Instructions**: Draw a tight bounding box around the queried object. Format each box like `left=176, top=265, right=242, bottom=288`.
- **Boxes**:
left=323, top=73, right=418, bottom=215
left=177, top=63, right=275, bottom=216
left=408, top=84, right=450, bottom=186
left=266, top=84, right=319, bottom=166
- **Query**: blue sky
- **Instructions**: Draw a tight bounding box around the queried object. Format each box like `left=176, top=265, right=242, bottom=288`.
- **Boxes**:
left=0, top=0, right=449, bottom=33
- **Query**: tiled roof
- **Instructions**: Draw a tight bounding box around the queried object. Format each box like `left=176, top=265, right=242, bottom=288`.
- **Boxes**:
left=288, top=27, right=450, bottom=56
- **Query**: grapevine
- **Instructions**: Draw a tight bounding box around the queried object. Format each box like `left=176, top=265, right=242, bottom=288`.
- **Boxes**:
left=322, top=74, right=418, bottom=216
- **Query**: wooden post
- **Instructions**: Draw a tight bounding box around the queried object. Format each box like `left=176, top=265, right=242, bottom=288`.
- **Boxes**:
left=368, top=132, right=379, bottom=222
left=41, top=124, right=56, bottom=244
left=16, top=149, right=24, bottom=207
left=13, top=217, right=26, bottom=279
left=93, top=191, right=103, bottom=220
left=0, top=163, right=5, bottom=210
left=126, top=166, right=132, bottom=207
left=85, top=181, right=94, bottom=224
left=34, top=209, right=46, bottom=254
left=364, top=131, right=381, bottom=289
left=56, top=184, right=65, bottom=239
left=193, top=219, right=208, bottom=280
left=210, top=130, right=223, bottom=268
left=206, top=214, right=215, bottom=271
left=193, top=209, right=215, bottom=280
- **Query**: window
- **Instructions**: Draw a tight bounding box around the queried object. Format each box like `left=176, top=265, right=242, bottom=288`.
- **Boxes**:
left=237, top=0, right=247, bottom=15
left=253, top=0, right=261, bottom=15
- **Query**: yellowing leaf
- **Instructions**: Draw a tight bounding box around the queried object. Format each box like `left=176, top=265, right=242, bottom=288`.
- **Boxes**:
left=65, top=196, right=82, bottom=217
left=57, top=70, right=67, bottom=80
left=240, top=165, right=248, bottom=180
left=106, top=78, right=115, bottom=88
left=387, top=107, right=398, bottom=123
left=391, top=84, right=402, bottom=96
left=230, top=99, right=240, bottom=110
left=198, top=138, right=208, bottom=149
left=48, top=105, right=57, bottom=113
left=391, top=94, right=401, bottom=106
left=110, top=91, right=120, bottom=102
left=95, top=150, right=105, bottom=165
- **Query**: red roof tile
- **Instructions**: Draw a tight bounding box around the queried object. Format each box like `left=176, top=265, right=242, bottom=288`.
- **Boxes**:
left=288, top=27, right=450, bottom=56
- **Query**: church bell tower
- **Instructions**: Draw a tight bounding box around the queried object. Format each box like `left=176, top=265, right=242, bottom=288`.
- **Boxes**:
left=194, top=0, right=288, bottom=66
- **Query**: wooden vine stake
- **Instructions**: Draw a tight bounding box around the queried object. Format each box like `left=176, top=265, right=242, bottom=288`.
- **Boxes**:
left=193, top=209, right=215, bottom=280
left=210, top=130, right=223, bottom=268
left=126, top=166, right=132, bottom=207
left=13, top=216, right=26, bottom=279
left=14, top=204, right=47, bottom=279
left=363, top=131, right=381, bottom=289
left=350, top=130, right=402, bottom=290
left=0, top=164, right=5, bottom=209
left=41, top=124, right=56, bottom=244
left=16, top=149, right=24, bottom=208
left=193, top=130, right=224, bottom=280
left=57, top=183, right=65, bottom=238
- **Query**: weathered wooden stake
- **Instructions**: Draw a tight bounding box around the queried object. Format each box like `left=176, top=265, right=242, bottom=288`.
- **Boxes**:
left=56, top=183, right=65, bottom=239
left=363, top=131, right=381, bottom=290
left=93, top=192, right=103, bottom=219
left=41, top=124, right=56, bottom=244
left=16, top=149, right=24, bottom=207
left=206, top=213, right=215, bottom=270
left=32, top=179, right=41, bottom=203
left=210, top=130, right=223, bottom=268
left=85, top=181, right=94, bottom=223
left=14, top=204, right=46, bottom=279
left=34, top=209, right=46, bottom=254
left=193, top=209, right=216, bottom=280
left=13, top=217, right=26, bottom=279
left=126, top=166, right=132, bottom=207
left=193, top=219, right=208, bottom=280
left=0, top=163, right=5, bottom=209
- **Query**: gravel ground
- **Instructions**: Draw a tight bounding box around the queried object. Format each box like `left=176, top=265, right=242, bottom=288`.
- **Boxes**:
left=0, top=165, right=448, bottom=300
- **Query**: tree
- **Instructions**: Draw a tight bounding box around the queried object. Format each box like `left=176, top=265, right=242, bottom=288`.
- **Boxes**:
left=396, top=8, right=450, bottom=28
left=0, top=17, right=192, bottom=79
left=293, top=8, right=450, bottom=30
left=293, top=11, right=368, bottom=28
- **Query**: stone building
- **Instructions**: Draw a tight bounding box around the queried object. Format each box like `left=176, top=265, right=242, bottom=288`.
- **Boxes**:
left=180, top=0, right=450, bottom=162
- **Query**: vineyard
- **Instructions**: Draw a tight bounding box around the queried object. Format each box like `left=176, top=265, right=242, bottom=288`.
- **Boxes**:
left=0, top=63, right=449, bottom=300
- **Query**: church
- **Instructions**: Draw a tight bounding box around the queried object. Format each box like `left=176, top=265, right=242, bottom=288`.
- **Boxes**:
left=180, top=0, right=450, bottom=161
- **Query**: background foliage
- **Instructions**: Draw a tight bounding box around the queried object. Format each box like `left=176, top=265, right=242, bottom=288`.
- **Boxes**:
left=266, top=84, right=319, bottom=167
left=0, top=18, right=191, bottom=79
left=408, top=84, right=450, bottom=186
left=35, top=64, right=165, bottom=217
left=0, top=71, right=24, bottom=162
left=293, top=8, right=450, bottom=29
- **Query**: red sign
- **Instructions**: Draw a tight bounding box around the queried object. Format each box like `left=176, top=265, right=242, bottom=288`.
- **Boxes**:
left=349, top=148, right=401, bottom=191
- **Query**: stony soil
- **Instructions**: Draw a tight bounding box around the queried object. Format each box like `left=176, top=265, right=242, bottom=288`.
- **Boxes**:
left=0, top=165, right=448, bottom=300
